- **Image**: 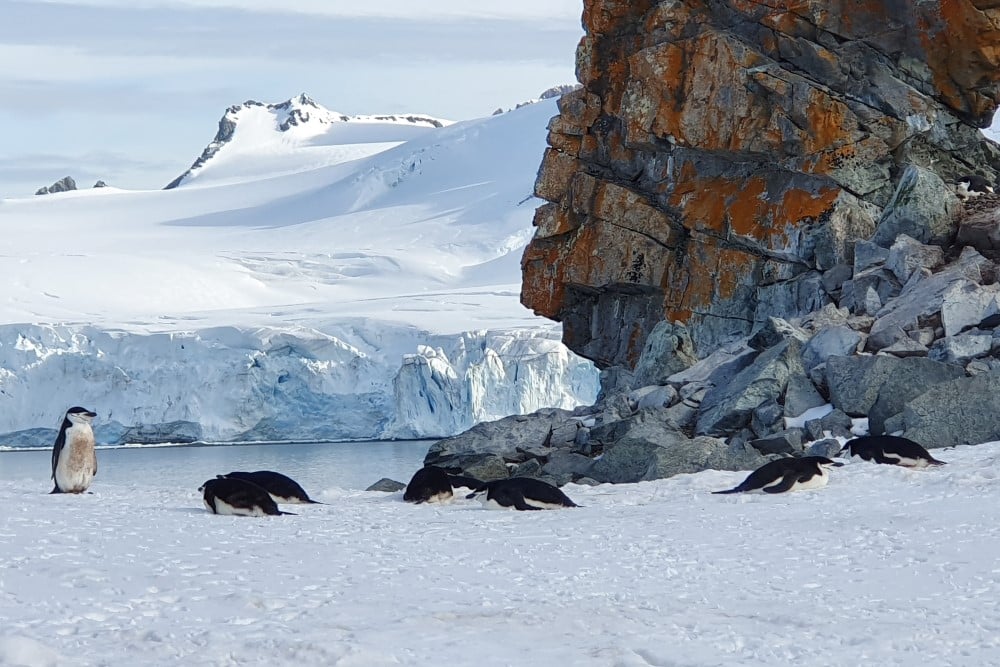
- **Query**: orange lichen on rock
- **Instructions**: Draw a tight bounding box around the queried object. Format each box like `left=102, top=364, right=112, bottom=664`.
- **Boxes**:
left=522, top=0, right=1000, bottom=368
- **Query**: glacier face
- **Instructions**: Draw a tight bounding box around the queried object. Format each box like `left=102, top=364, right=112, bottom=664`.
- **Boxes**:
left=0, top=323, right=597, bottom=446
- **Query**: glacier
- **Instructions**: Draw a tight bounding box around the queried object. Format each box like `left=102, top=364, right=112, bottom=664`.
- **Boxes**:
left=0, top=95, right=598, bottom=446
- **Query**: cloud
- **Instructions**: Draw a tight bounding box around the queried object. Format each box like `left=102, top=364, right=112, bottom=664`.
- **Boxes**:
left=23, top=0, right=582, bottom=21
left=0, top=1, right=580, bottom=64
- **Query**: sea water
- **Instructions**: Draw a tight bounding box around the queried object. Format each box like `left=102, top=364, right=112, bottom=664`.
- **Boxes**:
left=0, top=440, right=433, bottom=492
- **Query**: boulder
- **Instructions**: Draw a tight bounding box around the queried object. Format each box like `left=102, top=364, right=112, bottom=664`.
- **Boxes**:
left=826, top=354, right=966, bottom=432
left=696, top=340, right=804, bottom=437
left=868, top=247, right=991, bottom=350
left=589, top=434, right=769, bottom=484
left=423, top=409, right=573, bottom=472
left=366, top=478, right=406, bottom=492
left=885, top=234, right=944, bottom=284
left=897, top=372, right=1000, bottom=448
left=801, top=326, right=863, bottom=373
left=631, top=321, right=697, bottom=386
left=872, top=165, right=961, bottom=247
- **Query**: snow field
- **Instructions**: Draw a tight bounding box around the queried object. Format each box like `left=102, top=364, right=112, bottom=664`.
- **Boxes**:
left=3, top=441, right=1000, bottom=666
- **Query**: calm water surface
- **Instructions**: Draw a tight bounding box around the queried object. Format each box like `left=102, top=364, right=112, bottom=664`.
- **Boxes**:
left=0, top=440, right=433, bottom=491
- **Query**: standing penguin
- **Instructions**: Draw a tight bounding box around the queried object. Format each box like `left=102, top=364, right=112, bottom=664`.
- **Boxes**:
left=713, top=456, right=843, bottom=494
left=50, top=406, right=98, bottom=494
left=840, top=435, right=946, bottom=468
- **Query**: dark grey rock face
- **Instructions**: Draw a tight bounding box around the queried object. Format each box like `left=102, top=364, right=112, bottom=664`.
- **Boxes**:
left=366, top=478, right=406, bottom=492
left=898, top=372, right=1000, bottom=448
left=696, top=341, right=804, bottom=437
left=35, top=176, right=77, bottom=195
left=872, top=165, right=960, bottom=247
left=631, top=321, right=697, bottom=386
left=827, top=355, right=965, bottom=429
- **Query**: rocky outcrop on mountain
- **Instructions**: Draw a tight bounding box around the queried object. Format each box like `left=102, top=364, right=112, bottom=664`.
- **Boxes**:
left=492, top=85, right=583, bottom=116
left=35, top=176, right=77, bottom=195
left=35, top=177, right=110, bottom=195
left=521, top=0, right=1000, bottom=369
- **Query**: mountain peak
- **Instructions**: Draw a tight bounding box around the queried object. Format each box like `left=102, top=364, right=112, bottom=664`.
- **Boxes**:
left=165, top=95, right=449, bottom=189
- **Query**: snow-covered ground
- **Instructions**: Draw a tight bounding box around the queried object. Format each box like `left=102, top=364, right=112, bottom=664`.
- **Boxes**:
left=3, top=441, right=1000, bottom=667
left=0, top=96, right=598, bottom=442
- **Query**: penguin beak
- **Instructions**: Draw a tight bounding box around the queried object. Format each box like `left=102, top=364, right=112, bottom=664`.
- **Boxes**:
left=830, top=462, right=845, bottom=467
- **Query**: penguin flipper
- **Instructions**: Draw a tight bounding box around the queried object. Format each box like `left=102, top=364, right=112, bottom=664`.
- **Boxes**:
left=762, top=473, right=799, bottom=494
left=711, top=487, right=742, bottom=495
left=510, top=491, right=543, bottom=511
left=49, top=485, right=63, bottom=494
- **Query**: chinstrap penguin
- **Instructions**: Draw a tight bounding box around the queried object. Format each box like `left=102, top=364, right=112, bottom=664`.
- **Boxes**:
left=404, top=466, right=455, bottom=504
left=220, top=470, right=322, bottom=504
left=50, top=406, right=98, bottom=494
left=713, top=456, right=843, bottom=494
left=199, top=477, right=295, bottom=516
left=956, top=174, right=995, bottom=200
left=839, top=435, right=946, bottom=468
left=467, top=477, right=577, bottom=510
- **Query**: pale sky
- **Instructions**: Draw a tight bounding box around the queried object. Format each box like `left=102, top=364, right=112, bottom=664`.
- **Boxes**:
left=0, top=0, right=583, bottom=197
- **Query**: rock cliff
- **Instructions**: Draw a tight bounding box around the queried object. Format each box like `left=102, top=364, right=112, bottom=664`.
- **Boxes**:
left=522, top=0, right=1000, bottom=368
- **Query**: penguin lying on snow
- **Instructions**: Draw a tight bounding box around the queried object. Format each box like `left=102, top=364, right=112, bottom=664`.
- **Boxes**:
left=199, top=477, right=295, bottom=516
left=220, top=470, right=322, bottom=504
left=51, top=406, right=98, bottom=494
left=713, top=456, right=843, bottom=494
left=403, top=466, right=484, bottom=504
left=839, top=435, right=946, bottom=468
left=467, top=477, right=578, bottom=510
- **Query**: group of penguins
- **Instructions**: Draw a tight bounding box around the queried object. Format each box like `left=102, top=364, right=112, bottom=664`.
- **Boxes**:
left=197, top=467, right=582, bottom=516
left=48, top=406, right=947, bottom=514
left=47, top=406, right=579, bottom=514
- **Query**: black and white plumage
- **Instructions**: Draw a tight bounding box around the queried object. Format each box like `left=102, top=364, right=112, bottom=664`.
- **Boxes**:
left=466, top=477, right=577, bottom=510
left=712, top=456, right=843, bottom=495
left=50, top=406, right=98, bottom=494
left=403, top=466, right=484, bottom=504
left=219, top=470, right=322, bottom=504
left=404, top=466, right=455, bottom=504
left=839, top=435, right=946, bottom=468
left=199, top=477, right=295, bottom=516
left=956, top=174, right=995, bottom=200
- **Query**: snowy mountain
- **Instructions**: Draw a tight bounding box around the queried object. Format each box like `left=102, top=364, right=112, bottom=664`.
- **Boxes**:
left=0, top=96, right=598, bottom=445
left=164, top=94, right=449, bottom=189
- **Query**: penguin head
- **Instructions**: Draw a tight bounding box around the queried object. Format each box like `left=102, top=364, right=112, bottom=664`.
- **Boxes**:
left=65, top=406, right=97, bottom=425
left=814, top=456, right=844, bottom=469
